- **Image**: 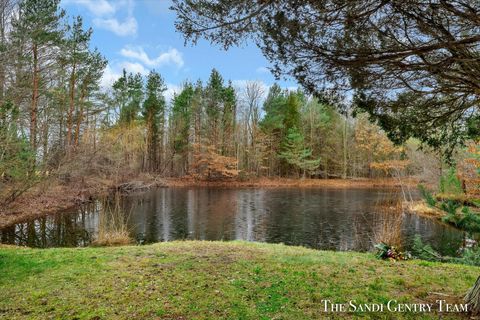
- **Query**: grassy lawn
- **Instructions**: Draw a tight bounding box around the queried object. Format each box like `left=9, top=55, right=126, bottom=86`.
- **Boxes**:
left=0, top=241, right=478, bottom=319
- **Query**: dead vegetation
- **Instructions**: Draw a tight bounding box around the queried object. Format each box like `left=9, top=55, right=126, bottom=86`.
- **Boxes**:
left=92, top=193, right=133, bottom=247
left=371, top=198, right=405, bottom=249
left=166, top=176, right=418, bottom=188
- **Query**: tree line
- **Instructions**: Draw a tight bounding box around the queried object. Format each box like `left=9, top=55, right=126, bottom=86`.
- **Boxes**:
left=69, top=67, right=408, bottom=181
left=0, top=0, right=432, bottom=205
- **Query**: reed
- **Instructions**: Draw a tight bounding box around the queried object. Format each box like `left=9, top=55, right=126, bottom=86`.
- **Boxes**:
left=371, top=197, right=405, bottom=249
left=93, top=192, right=133, bottom=246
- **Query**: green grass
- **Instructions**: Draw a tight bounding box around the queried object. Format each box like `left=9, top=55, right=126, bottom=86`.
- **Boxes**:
left=0, top=241, right=478, bottom=319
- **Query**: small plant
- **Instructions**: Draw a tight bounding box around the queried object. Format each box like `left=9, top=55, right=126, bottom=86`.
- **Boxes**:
left=440, top=199, right=461, bottom=215
left=418, top=184, right=436, bottom=207
left=456, top=247, right=480, bottom=266
left=411, top=235, right=443, bottom=262
left=457, top=207, right=480, bottom=232
left=411, top=235, right=480, bottom=266
left=442, top=206, right=480, bottom=232
left=439, top=167, right=464, bottom=195
left=371, top=198, right=405, bottom=248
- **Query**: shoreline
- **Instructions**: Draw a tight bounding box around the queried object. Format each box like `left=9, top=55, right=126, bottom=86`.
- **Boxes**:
left=0, top=177, right=418, bottom=229
left=164, top=177, right=419, bottom=189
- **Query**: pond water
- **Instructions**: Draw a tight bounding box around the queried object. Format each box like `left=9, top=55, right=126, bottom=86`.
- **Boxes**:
left=0, top=187, right=473, bottom=255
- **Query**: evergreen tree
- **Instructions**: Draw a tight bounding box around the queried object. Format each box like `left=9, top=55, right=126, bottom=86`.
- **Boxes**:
left=205, top=68, right=224, bottom=148
left=64, top=16, right=93, bottom=150
left=73, top=49, right=107, bottom=147
left=171, top=83, right=194, bottom=174
left=279, top=127, right=320, bottom=177
left=114, top=71, right=144, bottom=125
left=221, top=81, right=236, bottom=156
left=11, top=0, right=65, bottom=155
left=142, top=71, right=166, bottom=171
left=0, top=101, right=34, bottom=204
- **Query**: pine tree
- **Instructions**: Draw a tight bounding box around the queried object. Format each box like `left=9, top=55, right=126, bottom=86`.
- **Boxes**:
left=142, top=71, right=166, bottom=172
left=221, top=81, right=236, bottom=156
left=279, top=127, right=320, bottom=178
left=73, top=49, right=107, bottom=147
left=64, top=16, right=92, bottom=151
left=11, top=0, right=65, bottom=155
left=171, top=83, right=194, bottom=174
left=205, top=69, right=224, bottom=149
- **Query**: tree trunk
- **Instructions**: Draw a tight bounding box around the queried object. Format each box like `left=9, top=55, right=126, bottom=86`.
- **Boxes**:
left=30, top=44, right=39, bottom=153
left=342, top=114, right=348, bottom=179
left=465, top=276, right=480, bottom=315
left=73, top=88, right=86, bottom=147
left=66, top=63, right=76, bottom=152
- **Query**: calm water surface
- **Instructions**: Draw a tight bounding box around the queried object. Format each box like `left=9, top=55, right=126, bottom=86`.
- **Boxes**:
left=0, top=187, right=472, bottom=255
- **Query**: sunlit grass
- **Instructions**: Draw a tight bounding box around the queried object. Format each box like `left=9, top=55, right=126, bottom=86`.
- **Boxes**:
left=0, top=241, right=478, bottom=319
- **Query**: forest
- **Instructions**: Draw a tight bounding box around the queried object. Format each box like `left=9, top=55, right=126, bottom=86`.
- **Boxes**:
left=0, top=0, right=479, bottom=319
left=1, top=0, right=478, bottom=207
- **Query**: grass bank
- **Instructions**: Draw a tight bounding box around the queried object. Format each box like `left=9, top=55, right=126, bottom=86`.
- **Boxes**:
left=0, top=241, right=478, bottom=319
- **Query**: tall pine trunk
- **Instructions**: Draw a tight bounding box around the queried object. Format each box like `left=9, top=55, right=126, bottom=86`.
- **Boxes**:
left=66, top=63, right=76, bottom=152
left=74, top=88, right=87, bottom=147
left=30, top=44, right=39, bottom=154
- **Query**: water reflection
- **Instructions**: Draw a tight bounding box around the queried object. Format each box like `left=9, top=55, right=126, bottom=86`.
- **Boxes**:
left=0, top=187, right=474, bottom=255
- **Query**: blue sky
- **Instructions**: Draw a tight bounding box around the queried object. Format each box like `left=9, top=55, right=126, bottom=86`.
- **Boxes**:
left=61, top=0, right=297, bottom=100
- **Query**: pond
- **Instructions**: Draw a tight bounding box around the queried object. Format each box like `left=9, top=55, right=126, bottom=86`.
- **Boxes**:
left=0, top=187, right=473, bottom=255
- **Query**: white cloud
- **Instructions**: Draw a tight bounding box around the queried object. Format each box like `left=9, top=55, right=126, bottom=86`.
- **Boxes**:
left=120, top=46, right=184, bottom=68
left=64, top=0, right=115, bottom=16
left=165, top=83, right=181, bottom=103
left=100, top=65, right=120, bottom=89
left=99, top=62, right=148, bottom=90
left=119, top=61, right=149, bottom=75
left=65, top=0, right=138, bottom=37
left=94, top=16, right=137, bottom=37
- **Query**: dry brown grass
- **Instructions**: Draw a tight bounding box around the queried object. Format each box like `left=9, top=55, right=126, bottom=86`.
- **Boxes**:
left=166, top=176, right=419, bottom=189
left=92, top=193, right=133, bottom=247
left=372, top=199, right=405, bottom=249
left=92, top=230, right=132, bottom=246
left=406, top=200, right=445, bottom=218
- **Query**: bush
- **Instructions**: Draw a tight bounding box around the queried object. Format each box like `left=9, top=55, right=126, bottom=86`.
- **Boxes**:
left=439, top=167, right=464, bottom=195
left=439, top=200, right=461, bottom=216
left=411, top=235, right=442, bottom=262
left=418, top=184, right=436, bottom=206
left=456, top=247, right=480, bottom=266
left=442, top=206, right=480, bottom=232
left=412, top=235, right=480, bottom=267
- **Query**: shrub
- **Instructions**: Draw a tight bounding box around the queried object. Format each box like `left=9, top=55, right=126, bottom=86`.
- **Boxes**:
left=411, top=235, right=442, bottom=262
left=412, top=234, right=480, bottom=267
left=456, top=247, right=480, bottom=266
left=440, top=200, right=461, bottom=216
left=439, top=167, right=463, bottom=195
left=442, top=206, right=480, bottom=232
left=418, top=184, right=436, bottom=206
